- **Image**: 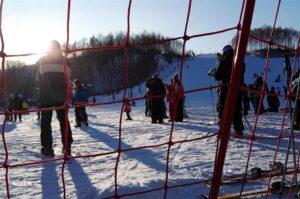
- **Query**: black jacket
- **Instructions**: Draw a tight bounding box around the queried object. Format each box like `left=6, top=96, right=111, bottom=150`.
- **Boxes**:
left=36, top=54, right=71, bottom=104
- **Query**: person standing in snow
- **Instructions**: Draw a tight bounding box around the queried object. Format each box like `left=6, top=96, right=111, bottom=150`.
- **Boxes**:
left=252, top=75, right=268, bottom=114
left=166, top=73, right=185, bottom=122
left=72, top=79, right=89, bottom=127
left=208, top=45, right=244, bottom=135
left=144, top=89, right=151, bottom=117
left=146, top=74, right=166, bottom=124
left=124, top=100, right=133, bottom=120
left=13, top=93, right=23, bottom=122
left=36, top=40, right=73, bottom=157
left=267, top=86, right=280, bottom=112
left=7, top=94, right=14, bottom=122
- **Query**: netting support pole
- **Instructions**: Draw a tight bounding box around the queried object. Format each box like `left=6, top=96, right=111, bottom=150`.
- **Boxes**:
left=209, top=0, right=255, bottom=198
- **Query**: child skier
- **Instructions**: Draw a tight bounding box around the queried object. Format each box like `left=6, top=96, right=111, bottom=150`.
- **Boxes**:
left=72, top=79, right=89, bottom=127
left=124, top=100, right=133, bottom=120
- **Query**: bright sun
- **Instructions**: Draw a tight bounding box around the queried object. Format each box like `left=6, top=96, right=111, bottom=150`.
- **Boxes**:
left=4, top=19, right=65, bottom=65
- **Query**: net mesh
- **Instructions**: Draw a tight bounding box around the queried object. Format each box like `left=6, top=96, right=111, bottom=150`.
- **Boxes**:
left=0, top=0, right=300, bottom=198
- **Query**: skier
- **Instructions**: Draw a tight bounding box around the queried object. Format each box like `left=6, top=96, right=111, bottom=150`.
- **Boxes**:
left=248, top=84, right=256, bottom=111
left=124, top=100, right=133, bottom=120
left=267, top=86, right=280, bottom=112
left=252, top=75, right=268, bottom=115
left=208, top=45, right=244, bottom=135
left=7, top=94, right=14, bottom=122
left=13, top=93, right=23, bottom=122
left=72, top=79, right=89, bottom=127
left=241, top=83, right=250, bottom=116
left=146, top=74, right=166, bottom=124
left=36, top=40, right=73, bottom=157
left=144, top=90, right=151, bottom=117
left=166, top=73, right=185, bottom=122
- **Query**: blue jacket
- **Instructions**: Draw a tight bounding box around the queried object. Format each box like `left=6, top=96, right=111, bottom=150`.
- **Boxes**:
left=72, top=85, right=88, bottom=104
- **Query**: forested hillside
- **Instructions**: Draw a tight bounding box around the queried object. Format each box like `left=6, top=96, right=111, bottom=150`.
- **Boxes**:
left=231, top=25, right=299, bottom=56
left=1, top=31, right=185, bottom=103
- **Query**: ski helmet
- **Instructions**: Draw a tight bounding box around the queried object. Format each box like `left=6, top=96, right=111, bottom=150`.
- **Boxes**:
left=222, top=45, right=234, bottom=56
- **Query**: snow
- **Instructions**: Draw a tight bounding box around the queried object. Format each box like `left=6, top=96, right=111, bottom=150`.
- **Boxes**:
left=1, top=54, right=300, bottom=198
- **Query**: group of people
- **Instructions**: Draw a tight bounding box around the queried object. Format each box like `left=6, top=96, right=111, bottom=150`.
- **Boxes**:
left=8, top=93, right=29, bottom=122
left=145, top=73, right=185, bottom=124
left=27, top=40, right=295, bottom=158
left=209, top=45, right=297, bottom=137
left=240, top=76, right=280, bottom=117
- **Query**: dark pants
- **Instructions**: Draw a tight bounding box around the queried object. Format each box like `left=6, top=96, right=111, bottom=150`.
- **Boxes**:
left=40, top=103, right=73, bottom=150
left=75, top=106, right=88, bottom=125
left=126, top=111, right=131, bottom=119
left=218, top=88, right=244, bottom=133
left=151, top=99, right=164, bottom=123
left=14, top=113, right=22, bottom=122
left=175, top=99, right=184, bottom=122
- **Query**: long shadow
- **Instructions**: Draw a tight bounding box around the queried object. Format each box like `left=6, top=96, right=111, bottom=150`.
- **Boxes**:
left=67, top=159, right=99, bottom=198
left=1, top=122, right=17, bottom=133
left=81, top=126, right=166, bottom=172
left=173, top=120, right=218, bottom=134
left=41, top=162, right=60, bottom=199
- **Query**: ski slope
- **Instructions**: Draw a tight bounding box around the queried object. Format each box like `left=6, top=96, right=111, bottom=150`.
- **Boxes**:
left=0, top=54, right=300, bottom=198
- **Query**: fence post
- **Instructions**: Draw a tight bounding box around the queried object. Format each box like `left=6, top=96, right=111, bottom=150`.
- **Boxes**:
left=209, top=0, right=256, bottom=198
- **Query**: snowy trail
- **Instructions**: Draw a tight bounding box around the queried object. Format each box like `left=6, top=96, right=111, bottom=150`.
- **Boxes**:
left=0, top=102, right=298, bottom=198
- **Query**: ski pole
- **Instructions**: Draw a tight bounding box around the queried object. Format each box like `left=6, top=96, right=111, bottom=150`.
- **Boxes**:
left=210, top=85, right=217, bottom=124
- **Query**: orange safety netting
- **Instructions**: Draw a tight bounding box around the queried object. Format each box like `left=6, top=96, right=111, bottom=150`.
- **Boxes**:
left=0, top=0, right=299, bottom=198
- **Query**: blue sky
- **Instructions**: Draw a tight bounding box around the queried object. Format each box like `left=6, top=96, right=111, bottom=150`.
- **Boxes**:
left=2, top=0, right=300, bottom=63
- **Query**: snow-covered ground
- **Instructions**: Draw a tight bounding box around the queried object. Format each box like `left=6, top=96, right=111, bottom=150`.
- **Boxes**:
left=1, top=55, right=300, bottom=198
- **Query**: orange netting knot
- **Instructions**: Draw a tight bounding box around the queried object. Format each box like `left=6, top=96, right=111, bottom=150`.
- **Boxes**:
left=117, top=148, right=122, bottom=154
left=183, top=34, right=190, bottom=41
left=4, top=110, right=11, bottom=117
left=64, top=103, right=70, bottom=109
left=124, top=40, right=130, bottom=49
left=164, top=184, right=168, bottom=190
left=64, top=47, right=71, bottom=55
left=2, top=163, right=8, bottom=169
left=123, top=98, right=130, bottom=104
left=63, top=155, right=70, bottom=161
left=268, top=39, right=274, bottom=46
left=0, top=51, right=6, bottom=58
left=168, top=140, right=174, bottom=146
left=236, top=23, right=241, bottom=30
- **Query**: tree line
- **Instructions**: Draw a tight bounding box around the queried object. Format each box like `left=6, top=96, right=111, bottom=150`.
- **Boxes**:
left=231, top=25, right=299, bottom=56
left=1, top=31, right=184, bottom=104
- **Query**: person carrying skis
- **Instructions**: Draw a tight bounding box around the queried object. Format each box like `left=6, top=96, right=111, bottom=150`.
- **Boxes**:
left=208, top=45, right=244, bottom=135
left=72, top=79, right=89, bottom=127
left=36, top=40, right=73, bottom=157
